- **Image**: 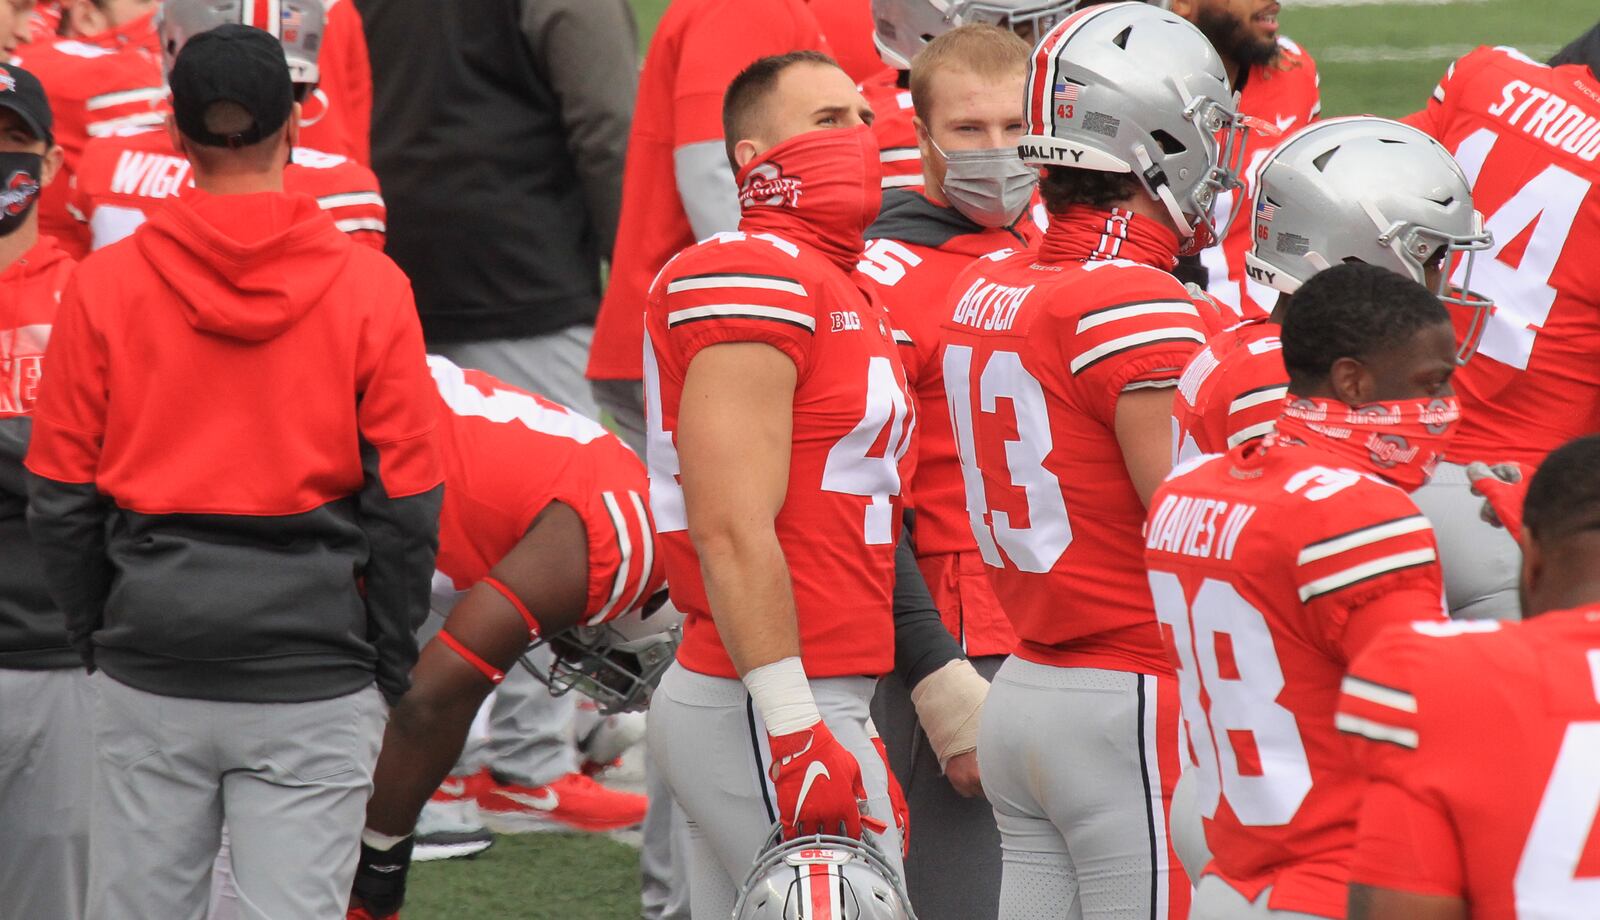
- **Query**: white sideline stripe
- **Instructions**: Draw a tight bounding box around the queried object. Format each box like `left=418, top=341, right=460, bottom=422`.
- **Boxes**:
left=1317, top=42, right=1558, bottom=65
left=1229, top=386, right=1289, bottom=414
left=1069, top=327, right=1206, bottom=373
left=335, top=217, right=387, bottom=234
left=317, top=191, right=385, bottom=209
left=1076, top=300, right=1198, bottom=333
left=1297, top=515, right=1431, bottom=564
left=881, top=174, right=924, bottom=189
left=666, top=275, right=807, bottom=296
left=1341, top=676, right=1418, bottom=713
left=1226, top=420, right=1277, bottom=448
left=1335, top=713, right=1418, bottom=749
left=666, top=304, right=816, bottom=331
left=86, top=86, right=167, bottom=111
left=1298, top=548, right=1437, bottom=602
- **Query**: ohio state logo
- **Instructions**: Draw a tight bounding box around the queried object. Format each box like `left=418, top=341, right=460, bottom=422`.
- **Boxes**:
left=1365, top=433, right=1420, bottom=468
left=1347, top=403, right=1402, bottom=426
left=739, top=162, right=803, bottom=209
left=1419, top=398, right=1458, bottom=434
left=0, top=170, right=39, bottom=216
left=1286, top=398, right=1328, bottom=422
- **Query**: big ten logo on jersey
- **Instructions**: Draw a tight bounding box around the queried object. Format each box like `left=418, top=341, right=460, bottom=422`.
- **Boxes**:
left=948, top=277, right=1035, bottom=333
left=111, top=150, right=192, bottom=200
left=830, top=310, right=862, bottom=332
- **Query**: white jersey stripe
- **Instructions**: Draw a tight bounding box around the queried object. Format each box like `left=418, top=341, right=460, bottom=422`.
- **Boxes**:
left=879, top=148, right=921, bottom=163
left=1341, top=676, right=1419, bottom=714
left=881, top=174, right=924, bottom=189
left=611, top=490, right=656, bottom=623
left=1229, top=386, right=1289, bottom=414
left=666, top=304, right=816, bottom=331
left=1297, top=515, right=1432, bottom=564
left=86, top=86, right=167, bottom=111
left=666, top=275, right=807, bottom=297
left=1225, top=420, right=1278, bottom=447
left=892, top=329, right=914, bottom=346
left=593, top=491, right=634, bottom=623
left=1335, top=713, right=1419, bottom=749
left=87, top=113, right=166, bottom=138
left=1076, top=301, right=1199, bottom=333
left=1298, top=547, right=1437, bottom=602
left=1069, top=327, right=1206, bottom=374
left=317, top=191, right=385, bottom=209
left=334, top=217, right=387, bottom=234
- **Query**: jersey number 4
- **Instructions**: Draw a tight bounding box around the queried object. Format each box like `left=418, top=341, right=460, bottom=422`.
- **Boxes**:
left=1515, top=650, right=1600, bottom=913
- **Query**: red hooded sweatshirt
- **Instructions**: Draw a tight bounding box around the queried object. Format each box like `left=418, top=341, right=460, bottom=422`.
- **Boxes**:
left=26, top=188, right=442, bottom=704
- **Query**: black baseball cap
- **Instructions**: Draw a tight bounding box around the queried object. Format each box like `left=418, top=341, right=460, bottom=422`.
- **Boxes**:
left=0, top=64, right=53, bottom=146
left=169, top=24, right=294, bottom=149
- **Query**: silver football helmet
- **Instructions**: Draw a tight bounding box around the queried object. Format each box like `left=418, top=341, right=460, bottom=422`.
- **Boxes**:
left=1244, top=116, right=1494, bottom=360
left=158, top=0, right=326, bottom=86
left=519, top=593, right=682, bottom=715
left=870, top=0, right=1087, bottom=70
left=1018, top=2, right=1250, bottom=246
left=734, top=828, right=917, bottom=920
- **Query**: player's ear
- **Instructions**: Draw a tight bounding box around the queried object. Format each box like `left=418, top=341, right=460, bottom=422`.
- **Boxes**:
left=38, top=144, right=64, bottom=188
left=1518, top=532, right=1541, bottom=605
left=165, top=113, right=185, bottom=158
left=1326, top=356, right=1373, bottom=405
left=287, top=101, right=301, bottom=151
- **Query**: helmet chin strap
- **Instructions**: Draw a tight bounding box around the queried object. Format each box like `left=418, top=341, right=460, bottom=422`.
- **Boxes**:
left=1132, top=142, right=1198, bottom=241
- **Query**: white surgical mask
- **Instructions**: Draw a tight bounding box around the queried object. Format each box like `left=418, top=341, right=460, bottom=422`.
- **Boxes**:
left=933, top=138, right=1037, bottom=229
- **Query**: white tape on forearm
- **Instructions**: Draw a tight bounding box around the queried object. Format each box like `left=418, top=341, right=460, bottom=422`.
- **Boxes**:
left=744, top=656, right=821, bottom=736
left=361, top=828, right=411, bottom=852
left=910, top=659, right=990, bottom=770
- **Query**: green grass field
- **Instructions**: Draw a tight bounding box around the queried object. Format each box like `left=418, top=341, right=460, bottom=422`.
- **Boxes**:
left=405, top=2, right=1595, bottom=917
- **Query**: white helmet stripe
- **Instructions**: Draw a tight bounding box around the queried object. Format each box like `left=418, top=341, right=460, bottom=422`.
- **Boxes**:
left=1026, top=3, right=1118, bottom=139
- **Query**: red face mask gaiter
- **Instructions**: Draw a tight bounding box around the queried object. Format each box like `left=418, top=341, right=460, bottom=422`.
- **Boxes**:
left=735, top=125, right=883, bottom=272
left=1274, top=395, right=1462, bottom=492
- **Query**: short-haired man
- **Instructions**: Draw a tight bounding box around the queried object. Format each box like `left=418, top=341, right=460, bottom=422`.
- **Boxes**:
left=0, top=61, right=84, bottom=920
left=858, top=22, right=1035, bottom=920
left=644, top=50, right=911, bottom=918
left=1341, top=433, right=1600, bottom=920
left=1149, top=263, right=1456, bottom=920
left=26, top=25, right=441, bottom=919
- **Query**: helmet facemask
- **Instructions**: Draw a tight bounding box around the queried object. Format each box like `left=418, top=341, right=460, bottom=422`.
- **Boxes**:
left=1136, top=80, right=1251, bottom=253
left=517, top=592, right=682, bottom=715
left=1367, top=203, right=1495, bottom=363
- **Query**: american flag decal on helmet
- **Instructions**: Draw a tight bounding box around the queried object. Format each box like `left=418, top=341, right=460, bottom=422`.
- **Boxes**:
left=1256, top=198, right=1279, bottom=222
left=1053, top=82, right=1079, bottom=102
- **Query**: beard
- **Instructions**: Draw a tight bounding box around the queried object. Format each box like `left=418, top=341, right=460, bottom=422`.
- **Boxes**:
left=1194, top=6, right=1279, bottom=73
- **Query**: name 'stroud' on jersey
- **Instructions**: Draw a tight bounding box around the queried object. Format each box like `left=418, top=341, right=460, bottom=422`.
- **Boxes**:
left=949, top=276, right=1036, bottom=332
left=1145, top=492, right=1259, bottom=562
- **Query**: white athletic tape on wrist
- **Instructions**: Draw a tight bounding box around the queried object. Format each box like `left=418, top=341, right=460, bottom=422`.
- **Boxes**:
left=910, top=659, right=990, bottom=770
left=361, top=828, right=412, bottom=852
left=743, top=656, right=821, bottom=736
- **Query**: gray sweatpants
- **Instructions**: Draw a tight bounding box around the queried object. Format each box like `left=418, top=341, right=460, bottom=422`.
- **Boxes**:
left=979, top=658, right=1185, bottom=920
left=0, top=667, right=93, bottom=920
left=1411, top=460, right=1522, bottom=621
left=648, top=663, right=904, bottom=919
left=871, top=654, right=1005, bottom=920
left=89, top=676, right=386, bottom=920
left=1191, top=876, right=1326, bottom=920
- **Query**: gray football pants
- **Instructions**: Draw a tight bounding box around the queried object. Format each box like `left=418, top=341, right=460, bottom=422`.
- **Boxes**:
left=89, top=675, right=386, bottom=920
left=648, top=664, right=904, bottom=919
left=979, top=658, right=1186, bottom=920
left=1190, top=876, right=1326, bottom=920
left=430, top=326, right=601, bottom=786
left=1170, top=769, right=1214, bottom=885
left=0, top=667, right=93, bottom=920
left=871, top=654, right=1005, bottom=920
left=1412, top=460, right=1522, bottom=621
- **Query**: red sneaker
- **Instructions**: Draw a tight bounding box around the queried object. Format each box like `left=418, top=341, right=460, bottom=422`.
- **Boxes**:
left=477, top=771, right=648, bottom=834
left=416, top=770, right=495, bottom=861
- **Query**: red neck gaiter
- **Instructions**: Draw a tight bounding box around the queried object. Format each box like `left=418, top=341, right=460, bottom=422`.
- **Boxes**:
left=1037, top=204, right=1181, bottom=271
left=735, top=126, right=883, bottom=273
left=1273, top=394, right=1462, bottom=492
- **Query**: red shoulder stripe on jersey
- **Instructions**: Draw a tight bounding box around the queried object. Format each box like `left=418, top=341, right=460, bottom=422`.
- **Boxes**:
left=1297, top=548, right=1437, bottom=603
left=438, top=630, right=506, bottom=684
left=1069, top=329, right=1207, bottom=375
left=1341, top=674, right=1418, bottom=714
left=482, top=576, right=542, bottom=639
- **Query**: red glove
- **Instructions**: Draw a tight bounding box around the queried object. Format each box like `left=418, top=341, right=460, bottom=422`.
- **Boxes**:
left=870, top=733, right=909, bottom=856
left=1466, top=461, right=1532, bottom=540
left=769, top=720, right=873, bottom=839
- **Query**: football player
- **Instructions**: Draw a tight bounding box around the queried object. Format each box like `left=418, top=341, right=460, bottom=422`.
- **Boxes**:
left=1167, top=0, right=1321, bottom=314
left=1401, top=33, right=1600, bottom=621
left=1172, top=116, right=1489, bottom=463
left=643, top=50, right=912, bottom=918
left=1340, top=433, right=1600, bottom=920
left=857, top=22, right=1035, bottom=919
left=942, top=5, right=1248, bottom=917
left=66, top=0, right=386, bottom=254
left=1148, top=262, right=1455, bottom=920
left=346, top=356, right=670, bottom=920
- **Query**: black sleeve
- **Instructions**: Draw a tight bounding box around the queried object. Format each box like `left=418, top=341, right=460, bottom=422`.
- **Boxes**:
left=1173, top=254, right=1208, bottom=289
left=891, top=528, right=965, bottom=691
left=25, top=473, right=110, bottom=669
left=357, top=440, right=443, bottom=705
left=0, top=416, right=29, bottom=501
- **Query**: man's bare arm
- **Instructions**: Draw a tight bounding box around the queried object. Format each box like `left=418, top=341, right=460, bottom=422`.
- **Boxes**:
left=1348, top=885, right=1465, bottom=920
left=1115, top=386, right=1178, bottom=508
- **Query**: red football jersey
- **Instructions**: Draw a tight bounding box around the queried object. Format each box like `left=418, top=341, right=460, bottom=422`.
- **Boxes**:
left=428, top=355, right=664, bottom=622
left=861, top=68, right=922, bottom=191
left=15, top=36, right=165, bottom=259
left=587, top=0, right=828, bottom=381
left=297, top=0, right=372, bottom=164
left=1405, top=46, right=1600, bottom=467
left=0, top=237, right=76, bottom=422
left=941, top=207, right=1209, bottom=675
left=861, top=190, right=1035, bottom=655
left=1146, top=440, right=1447, bottom=918
left=1172, top=319, right=1287, bottom=463
left=1340, top=607, right=1600, bottom=920
left=644, top=230, right=914, bottom=680
left=1200, top=36, right=1321, bottom=320
left=69, top=125, right=386, bottom=252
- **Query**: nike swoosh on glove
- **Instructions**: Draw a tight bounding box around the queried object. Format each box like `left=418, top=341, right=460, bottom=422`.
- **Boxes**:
left=769, top=720, right=876, bottom=840
left=1466, top=461, right=1532, bottom=539
left=350, top=837, right=412, bottom=919
left=870, top=733, right=909, bottom=856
